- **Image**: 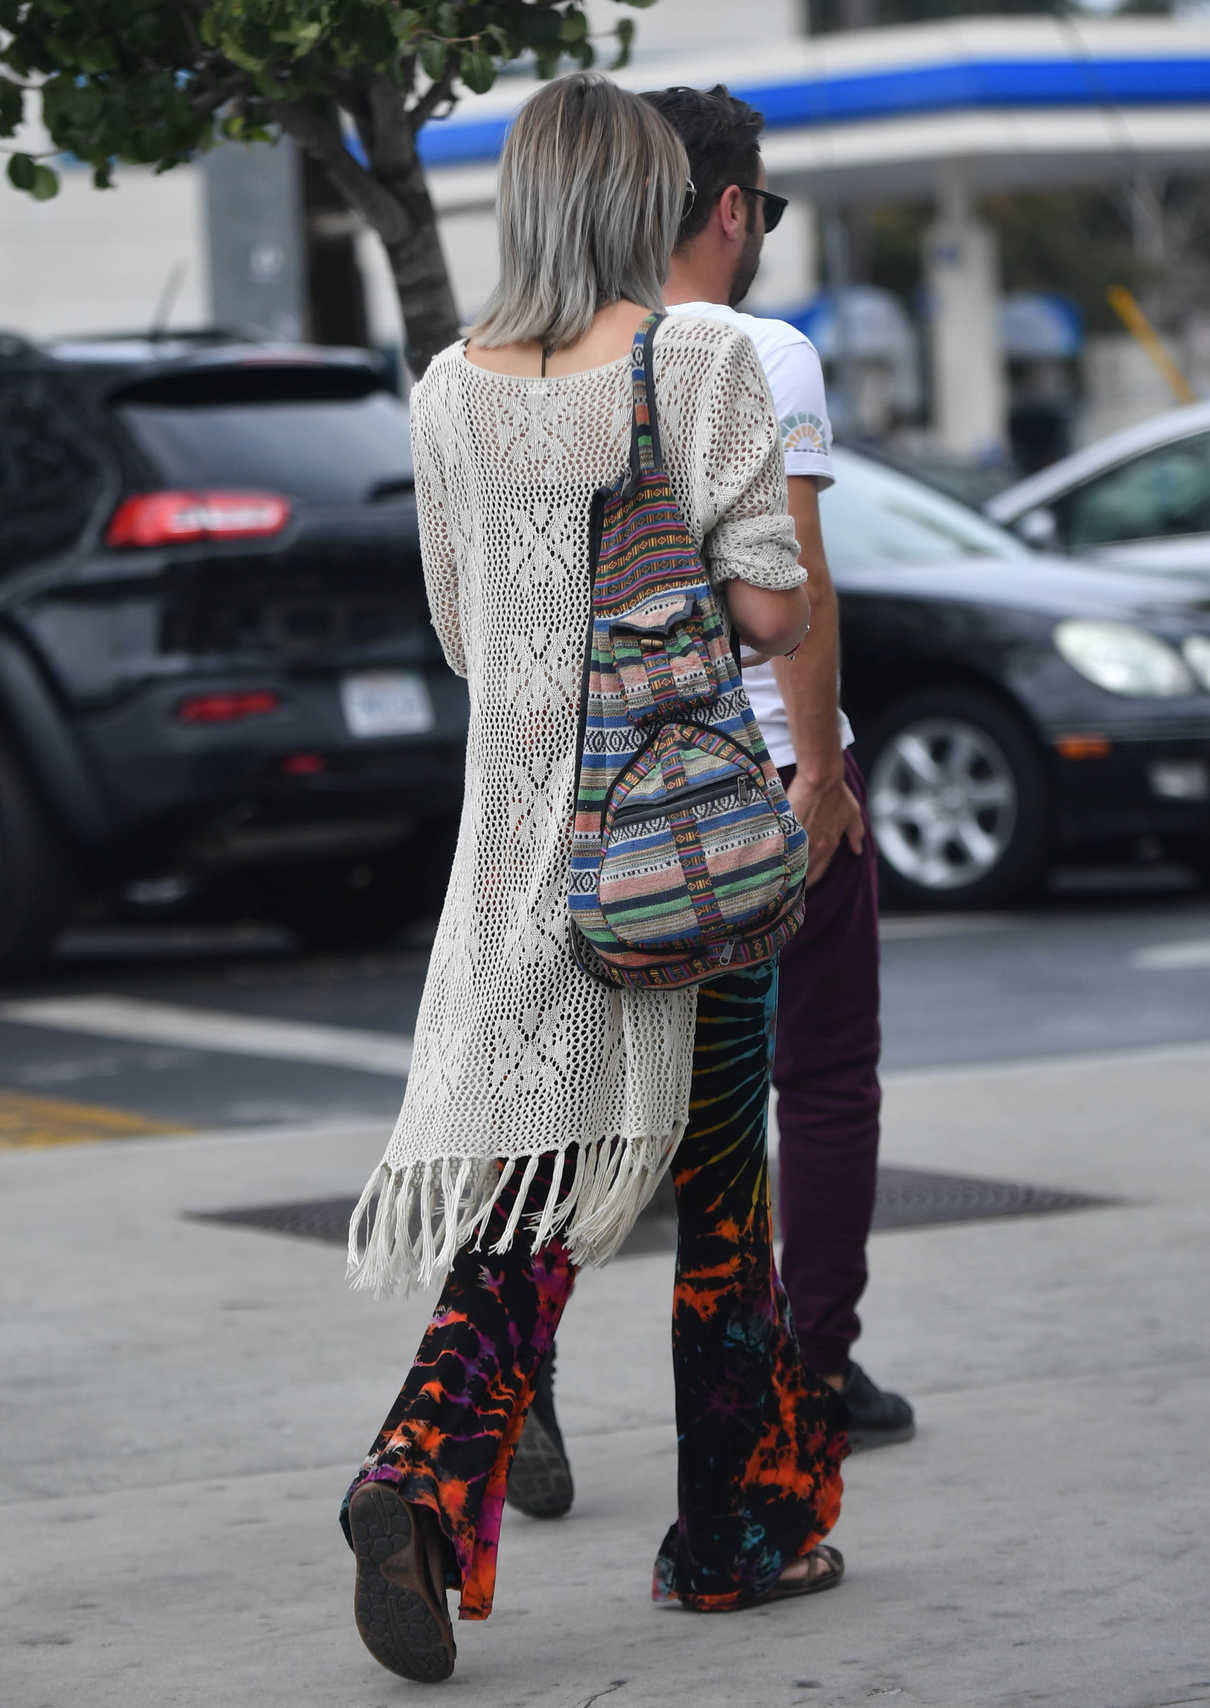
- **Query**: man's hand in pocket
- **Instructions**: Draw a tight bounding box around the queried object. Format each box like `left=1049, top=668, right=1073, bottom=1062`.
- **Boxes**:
left=787, top=769, right=865, bottom=888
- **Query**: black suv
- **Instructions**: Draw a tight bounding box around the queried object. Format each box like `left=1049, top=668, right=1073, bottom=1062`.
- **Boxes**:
left=0, top=331, right=467, bottom=972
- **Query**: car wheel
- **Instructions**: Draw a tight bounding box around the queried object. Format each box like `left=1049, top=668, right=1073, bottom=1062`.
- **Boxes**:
left=0, top=736, right=78, bottom=976
left=862, top=688, right=1048, bottom=909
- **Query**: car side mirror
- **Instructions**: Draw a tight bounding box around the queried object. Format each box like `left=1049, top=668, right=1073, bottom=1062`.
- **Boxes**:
left=1016, top=507, right=1058, bottom=549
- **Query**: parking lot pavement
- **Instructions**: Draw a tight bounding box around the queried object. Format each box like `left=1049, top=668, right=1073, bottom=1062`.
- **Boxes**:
left=3, top=1029, right=1210, bottom=1708
left=1, top=886, right=1209, bottom=1142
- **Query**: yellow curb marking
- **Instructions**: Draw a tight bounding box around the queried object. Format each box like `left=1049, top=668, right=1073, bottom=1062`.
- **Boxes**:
left=0, top=1090, right=190, bottom=1150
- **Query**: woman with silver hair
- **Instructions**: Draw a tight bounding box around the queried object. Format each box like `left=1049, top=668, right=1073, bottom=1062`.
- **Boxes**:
left=341, top=71, right=846, bottom=1684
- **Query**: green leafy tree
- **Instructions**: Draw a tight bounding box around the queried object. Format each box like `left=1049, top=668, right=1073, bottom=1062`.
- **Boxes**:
left=0, top=0, right=651, bottom=373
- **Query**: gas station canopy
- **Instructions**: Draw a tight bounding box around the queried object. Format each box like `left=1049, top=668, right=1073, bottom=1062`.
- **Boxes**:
left=417, top=17, right=1210, bottom=211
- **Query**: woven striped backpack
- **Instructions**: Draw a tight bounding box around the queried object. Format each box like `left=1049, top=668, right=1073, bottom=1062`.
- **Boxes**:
left=568, top=312, right=808, bottom=991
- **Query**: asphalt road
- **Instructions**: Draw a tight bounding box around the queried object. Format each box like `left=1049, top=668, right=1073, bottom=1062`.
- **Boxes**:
left=1, top=874, right=1209, bottom=1148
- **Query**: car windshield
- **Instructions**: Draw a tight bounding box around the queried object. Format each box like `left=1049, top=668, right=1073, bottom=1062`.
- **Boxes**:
left=823, top=449, right=1030, bottom=570
left=111, top=366, right=413, bottom=504
left=1059, top=430, right=1210, bottom=548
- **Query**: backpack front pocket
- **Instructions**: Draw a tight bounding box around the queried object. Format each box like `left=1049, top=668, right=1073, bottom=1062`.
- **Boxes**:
left=607, top=588, right=720, bottom=722
left=597, top=724, right=790, bottom=953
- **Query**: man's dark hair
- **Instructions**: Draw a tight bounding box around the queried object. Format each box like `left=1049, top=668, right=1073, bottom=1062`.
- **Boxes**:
left=641, top=85, right=765, bottom=246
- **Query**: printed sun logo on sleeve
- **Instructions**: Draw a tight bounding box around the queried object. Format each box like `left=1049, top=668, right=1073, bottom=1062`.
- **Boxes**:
left=781, top=411, right=830, bottom=456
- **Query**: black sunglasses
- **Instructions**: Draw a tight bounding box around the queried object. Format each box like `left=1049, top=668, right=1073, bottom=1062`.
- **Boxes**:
left=736, top=185, right=788, bottom=234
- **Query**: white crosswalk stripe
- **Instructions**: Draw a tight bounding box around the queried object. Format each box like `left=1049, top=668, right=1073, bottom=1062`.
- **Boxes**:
left=0, top=996, right=412, bottom=1078
left=877, top=913, right=1021, bottom=941
left=1130, top=939, right=1210, bottom=971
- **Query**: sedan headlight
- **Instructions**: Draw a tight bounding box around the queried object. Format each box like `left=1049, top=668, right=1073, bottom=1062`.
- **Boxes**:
left=1053, top=621, right=1195, bottom=697
left=1182, top=634, right=1210, bottom=692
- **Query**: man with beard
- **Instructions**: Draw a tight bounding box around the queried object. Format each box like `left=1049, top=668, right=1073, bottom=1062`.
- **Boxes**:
left=506, top=84, right=915, bottom=1524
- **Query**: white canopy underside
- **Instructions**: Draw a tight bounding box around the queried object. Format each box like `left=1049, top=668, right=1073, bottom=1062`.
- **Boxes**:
left=431, top=105, right=1210, bottom=216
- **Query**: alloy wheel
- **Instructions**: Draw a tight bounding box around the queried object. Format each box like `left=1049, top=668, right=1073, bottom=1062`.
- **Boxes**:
left=868, top=716, right=1018, bottom=893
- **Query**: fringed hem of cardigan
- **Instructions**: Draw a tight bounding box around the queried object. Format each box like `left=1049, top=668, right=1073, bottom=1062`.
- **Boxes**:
left=346, top=1128, right=684, bottom=1298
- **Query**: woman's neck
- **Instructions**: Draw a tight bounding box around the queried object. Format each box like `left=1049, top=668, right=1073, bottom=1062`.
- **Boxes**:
left=466, top=299, right=654, bottom=377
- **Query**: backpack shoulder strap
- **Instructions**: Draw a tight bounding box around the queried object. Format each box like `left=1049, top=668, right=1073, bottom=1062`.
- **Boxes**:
left=628, top=311, right=665, bottom=479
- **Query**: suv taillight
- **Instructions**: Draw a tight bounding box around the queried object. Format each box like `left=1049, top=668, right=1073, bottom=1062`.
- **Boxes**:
left=105, top=491, right=290, bottom=548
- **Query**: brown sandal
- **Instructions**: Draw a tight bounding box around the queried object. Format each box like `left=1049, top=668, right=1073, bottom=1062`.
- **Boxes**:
left=347, top=1482, right=456, bottom=1682
left=761, top=1543, right=845, bottom=1603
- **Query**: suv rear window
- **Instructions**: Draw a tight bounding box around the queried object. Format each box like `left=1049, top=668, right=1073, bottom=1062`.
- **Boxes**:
left=110, top=365, right=413, bottom=504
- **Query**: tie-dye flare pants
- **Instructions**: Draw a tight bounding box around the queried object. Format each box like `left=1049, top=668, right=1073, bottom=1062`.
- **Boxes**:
left=340, top=966, right=847, bottom=1620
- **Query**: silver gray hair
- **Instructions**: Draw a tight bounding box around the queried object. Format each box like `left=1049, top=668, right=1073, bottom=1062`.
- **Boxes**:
left=470, top=72, right=689, bottom=352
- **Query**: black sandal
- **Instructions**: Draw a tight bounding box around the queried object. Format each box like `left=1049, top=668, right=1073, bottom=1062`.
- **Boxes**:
left=347, top=1482, right=456, bottom=1682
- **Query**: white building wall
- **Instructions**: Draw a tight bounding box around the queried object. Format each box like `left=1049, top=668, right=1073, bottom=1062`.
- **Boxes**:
left=0, top=160, right=209, bottom=341
left=584, top=0, right=802, bottom=53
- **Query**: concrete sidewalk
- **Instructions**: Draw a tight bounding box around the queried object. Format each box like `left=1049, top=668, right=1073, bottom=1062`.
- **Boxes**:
left=3, top=1045, right=1209, bottom=1708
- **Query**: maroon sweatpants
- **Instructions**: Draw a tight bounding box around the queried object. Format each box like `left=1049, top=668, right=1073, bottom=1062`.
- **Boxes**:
left=775, top=748, right=882, bottom=1376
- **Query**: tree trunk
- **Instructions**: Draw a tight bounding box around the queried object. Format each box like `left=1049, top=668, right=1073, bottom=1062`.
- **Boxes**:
left=373, top=156, right=462, bottom=381
left=275, top=93, right=461, bottom=379
left=301, top=149, right=370, bottom=349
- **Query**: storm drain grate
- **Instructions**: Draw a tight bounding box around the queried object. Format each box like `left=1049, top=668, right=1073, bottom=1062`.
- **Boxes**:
left=184, top=1194, right=681, bottom=1254
left=190, top=1197, right=362, bottom=1246
left=186, top=1166, right=1113, bottom=1252
left=870, top=1166, right=1111, bottom=1231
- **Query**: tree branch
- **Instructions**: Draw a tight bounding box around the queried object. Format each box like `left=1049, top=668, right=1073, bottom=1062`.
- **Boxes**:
left=408, top=65, right=457, bottom=136
left=277, top=89, right=460, bottom=375
left=187, top=68, right=254, bottom=119
left=273, top=95, right=414, bottom=248
left=367, top=71, right=419, bottom=177
left=331, top=72, right=375, bottom=162
left=177, top=4, right=208, bottom=60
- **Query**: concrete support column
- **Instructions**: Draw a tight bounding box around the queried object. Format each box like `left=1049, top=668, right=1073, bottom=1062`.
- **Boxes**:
left=925, top=168, right=1004, bottom=459
left=202, top=138, right=305, bottom=341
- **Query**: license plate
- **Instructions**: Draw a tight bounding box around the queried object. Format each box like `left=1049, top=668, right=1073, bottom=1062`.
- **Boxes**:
left=340, top=671, right=434, bottom=737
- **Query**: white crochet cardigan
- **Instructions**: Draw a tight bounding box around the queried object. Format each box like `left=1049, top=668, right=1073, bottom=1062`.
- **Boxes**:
left=348, top=315, right=803, bottom=1295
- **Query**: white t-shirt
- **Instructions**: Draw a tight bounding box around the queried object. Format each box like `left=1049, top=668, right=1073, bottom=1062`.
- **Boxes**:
left=666, top=301, right=854, bottom=762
